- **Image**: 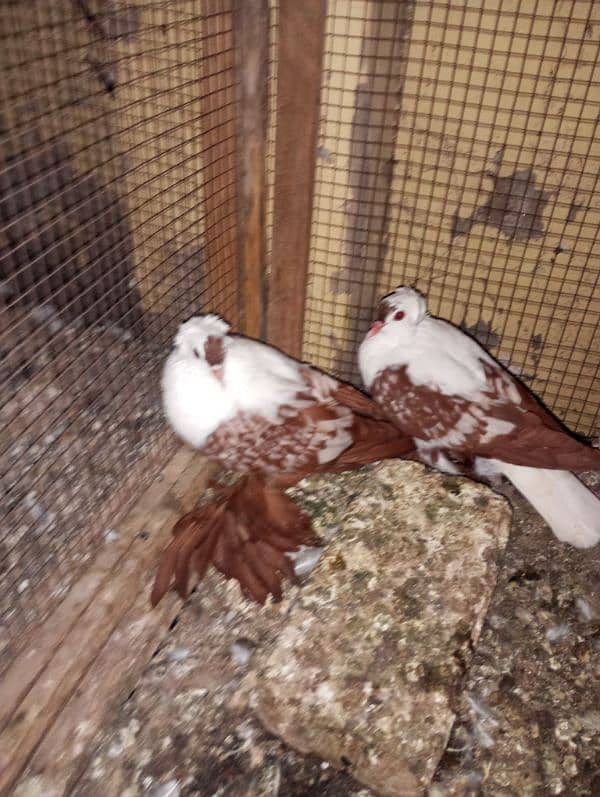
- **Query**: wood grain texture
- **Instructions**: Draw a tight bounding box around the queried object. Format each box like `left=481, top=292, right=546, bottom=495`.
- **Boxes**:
left=234, top=0, right=268, bottom=338
left=0, top=448, right=216, bottom=795
left=267, top=0, right=326, bottom=357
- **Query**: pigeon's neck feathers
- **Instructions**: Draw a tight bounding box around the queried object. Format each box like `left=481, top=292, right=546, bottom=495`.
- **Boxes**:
left=162, top=346, right=237, bottom=448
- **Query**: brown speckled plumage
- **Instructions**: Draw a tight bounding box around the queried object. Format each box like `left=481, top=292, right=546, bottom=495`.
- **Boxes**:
left=372, top=360, right=600, bottom=471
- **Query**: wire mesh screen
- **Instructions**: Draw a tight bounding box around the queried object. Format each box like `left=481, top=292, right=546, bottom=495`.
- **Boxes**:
left=265, top=0, right=278, bottom=277
left=303, top=0, right=599, bottom=436
left=0, top=0, right=239, bottom=667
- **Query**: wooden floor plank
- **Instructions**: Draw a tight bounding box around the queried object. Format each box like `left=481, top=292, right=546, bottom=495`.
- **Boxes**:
left=0, top=446, right=193, bottom=736
left=0, top=448, right=215, bottom=795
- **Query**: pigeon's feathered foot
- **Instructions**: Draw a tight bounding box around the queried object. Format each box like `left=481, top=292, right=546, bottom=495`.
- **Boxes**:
left=150, top=473, right=317, bottom=607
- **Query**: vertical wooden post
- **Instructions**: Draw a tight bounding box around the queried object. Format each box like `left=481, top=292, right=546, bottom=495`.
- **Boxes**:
left=233, top=0, right=268, bottom=338
left=267, top=0, right=326, bottom=357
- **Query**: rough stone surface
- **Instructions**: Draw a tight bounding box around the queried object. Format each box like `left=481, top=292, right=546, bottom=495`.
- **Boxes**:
left=251, top=462, right=511, bottom=797
left=429, top=467, right=600, bottom=797
left=21, top=462, right=599, bottom=796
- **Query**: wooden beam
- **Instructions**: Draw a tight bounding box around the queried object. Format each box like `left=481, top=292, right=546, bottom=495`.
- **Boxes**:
left=0, top=448, right=216, bottom=794
left=234, top=0, right=268, bottom=338
left=267, top=0, right=326, bottom=357
left=23, top=586, right=183, bottom=796
left=0, top=428, right=172, bottom=735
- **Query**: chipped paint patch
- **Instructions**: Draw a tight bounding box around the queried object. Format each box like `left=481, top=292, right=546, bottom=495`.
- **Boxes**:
left=451, top=168, right=555, bottom=242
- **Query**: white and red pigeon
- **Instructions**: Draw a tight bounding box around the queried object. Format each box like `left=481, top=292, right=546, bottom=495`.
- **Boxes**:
left=358, top=286, right=600, bottom=548
left=151, top=314, right=415, bottom=606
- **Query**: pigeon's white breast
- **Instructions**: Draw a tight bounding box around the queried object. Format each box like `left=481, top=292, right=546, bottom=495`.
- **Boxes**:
left=161, top=352, right=236, bottom=449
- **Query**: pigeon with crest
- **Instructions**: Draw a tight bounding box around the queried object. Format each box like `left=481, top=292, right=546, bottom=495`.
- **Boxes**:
left=151, top=314, right=415, bottom=606
left=358, top=287, right=600, bottom=548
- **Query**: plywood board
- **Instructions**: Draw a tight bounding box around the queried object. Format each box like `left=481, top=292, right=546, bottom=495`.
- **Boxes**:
left=301, top=0, right=599, bottom=434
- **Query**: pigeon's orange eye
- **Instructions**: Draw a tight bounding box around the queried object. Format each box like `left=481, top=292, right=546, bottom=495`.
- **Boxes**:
left=394, top=310, right=405, bottom=321
left=193, top=347, right=201, bottom=359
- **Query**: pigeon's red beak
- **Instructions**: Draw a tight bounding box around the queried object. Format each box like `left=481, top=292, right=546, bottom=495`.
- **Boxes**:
left=366, top=320, right=384, bottom=338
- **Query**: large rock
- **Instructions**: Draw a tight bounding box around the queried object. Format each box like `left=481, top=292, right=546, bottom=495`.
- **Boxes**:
left=252, top=461, right=512, bottom=797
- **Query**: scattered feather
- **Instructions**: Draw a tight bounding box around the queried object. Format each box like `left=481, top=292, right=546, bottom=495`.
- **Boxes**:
left=546, top=624, right=570, bottom=643
left=466, top=694, right=499, bottom=749
left=580, top=711, right=600, bottom=733
left=291, top=546, right=325, bottom=578
left=230, top=639, right=255, bottom=667
left=149, top=779, right=180, bottom=797
left=575, top=597, right=596, bottom=623
left=23, top=491, right=56, bottom=533
left=107, top=740, right=124, bottom=759
left=168, top=647, right=191, bottom=663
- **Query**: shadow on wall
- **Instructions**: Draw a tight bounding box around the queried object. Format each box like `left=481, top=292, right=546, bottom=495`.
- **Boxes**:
left=0, top=119, right=144, bottom=333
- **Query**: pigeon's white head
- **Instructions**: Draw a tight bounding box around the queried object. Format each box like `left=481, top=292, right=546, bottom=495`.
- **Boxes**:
left=367, top=287, right=428, bottom=338
left=173, top=314, right=231, bottom=381
left=358, top=286, right=428, bottom=388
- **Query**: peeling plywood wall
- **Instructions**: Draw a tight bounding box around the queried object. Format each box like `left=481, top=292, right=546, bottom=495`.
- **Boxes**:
left=303, top=0, right=599, bottom=435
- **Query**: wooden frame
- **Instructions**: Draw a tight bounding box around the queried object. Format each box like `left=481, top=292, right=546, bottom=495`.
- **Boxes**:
left=267, top=0, right=326, bottom=357
left=1, top=449, right=216, bottom=794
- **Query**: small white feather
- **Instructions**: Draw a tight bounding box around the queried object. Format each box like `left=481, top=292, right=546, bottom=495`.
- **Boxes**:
left=292, top=546, right=325, bottom=577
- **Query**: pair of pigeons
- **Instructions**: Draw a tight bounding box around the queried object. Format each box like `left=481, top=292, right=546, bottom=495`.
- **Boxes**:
left=151, top=287, right=600, bottom=607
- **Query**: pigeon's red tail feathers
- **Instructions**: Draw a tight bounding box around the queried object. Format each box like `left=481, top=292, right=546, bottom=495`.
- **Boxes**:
left=150, top=474, right=317, bottom=607
left=488, top=431, right=600, bottom=471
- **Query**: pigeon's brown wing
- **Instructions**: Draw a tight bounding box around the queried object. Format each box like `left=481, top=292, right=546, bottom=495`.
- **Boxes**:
left=298, top=368, right=417, bottom=469
left=203, top=398, right=354, bottom=477
left=371, top=365, right=472, bottom=442
left=371, top=363, right=600, bottom=471
left=332, top=381, right=391, bottom=421
left=477, top=362, right=600, bottom=470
